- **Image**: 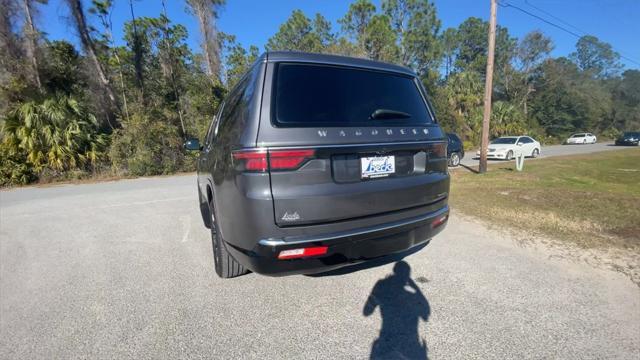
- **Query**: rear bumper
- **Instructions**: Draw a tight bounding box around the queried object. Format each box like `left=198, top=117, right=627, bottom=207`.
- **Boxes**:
left=225, top=205, right=449, bottom=276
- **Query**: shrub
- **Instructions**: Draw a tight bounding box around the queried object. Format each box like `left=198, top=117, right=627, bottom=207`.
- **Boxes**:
left=0, top=143, right=37, bottom=186
left=1, top=94, right=107, bottom=184
left=109, top=112, right=188, bottom=176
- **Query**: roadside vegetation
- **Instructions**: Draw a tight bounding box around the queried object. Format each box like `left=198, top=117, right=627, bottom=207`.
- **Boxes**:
left=2, top=0, right=639, bottom=186
left=450, top=149, right=640, bottom=252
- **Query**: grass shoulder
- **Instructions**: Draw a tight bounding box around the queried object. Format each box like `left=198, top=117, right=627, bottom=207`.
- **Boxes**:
left=450, top=149, right=640, bottom=252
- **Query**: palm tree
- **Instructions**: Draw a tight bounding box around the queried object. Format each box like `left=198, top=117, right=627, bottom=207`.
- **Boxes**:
left=2, top=95, right=107, bottom=172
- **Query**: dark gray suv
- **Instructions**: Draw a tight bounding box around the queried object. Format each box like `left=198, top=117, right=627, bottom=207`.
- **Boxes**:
left=186, top=52, right=450, bottom=278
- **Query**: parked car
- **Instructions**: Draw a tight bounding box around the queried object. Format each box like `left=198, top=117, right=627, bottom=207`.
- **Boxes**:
left=565, top=133, right=596, bottom=144
left=446, top=133, right=464, bottom=167
left=615, top=131, right=640, bottom=146
left=185, top=52, right=450, bottom=278
left=475, top=136, right=541, bottom=160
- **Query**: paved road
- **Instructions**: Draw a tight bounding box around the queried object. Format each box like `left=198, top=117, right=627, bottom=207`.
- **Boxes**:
left=460, top=141, right=623, bottom=167
left=1, top=175, right=639, bottom=359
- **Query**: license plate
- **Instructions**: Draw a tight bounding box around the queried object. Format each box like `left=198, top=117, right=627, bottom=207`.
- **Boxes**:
left=361, top=156, right=395, bottom=179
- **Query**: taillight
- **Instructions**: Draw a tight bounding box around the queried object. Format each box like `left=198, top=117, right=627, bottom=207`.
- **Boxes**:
left=232, top=149, right=315, bottom=172
left=427, top=143, right=447, bottom=158
left=232, top=149, right=267, bottom=172
left=269, top=149, right=315, bottom=171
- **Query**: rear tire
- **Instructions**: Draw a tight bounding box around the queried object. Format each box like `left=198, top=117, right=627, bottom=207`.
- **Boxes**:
left=209, top=200, right=248, bottom=278
left=531, top=148, right=539, bottom=158
left=506, top=150, right=514, bottom=160
left=449, top=152, right=461, bottom=167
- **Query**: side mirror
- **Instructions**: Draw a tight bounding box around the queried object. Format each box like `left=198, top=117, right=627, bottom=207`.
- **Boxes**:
left=184, top=138, right=202, bottom=151
left=517, top=142, right=523, bottom=146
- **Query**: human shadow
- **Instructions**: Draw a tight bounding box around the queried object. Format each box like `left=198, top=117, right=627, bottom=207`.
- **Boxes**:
left=363, top=261, right=430, bottom=359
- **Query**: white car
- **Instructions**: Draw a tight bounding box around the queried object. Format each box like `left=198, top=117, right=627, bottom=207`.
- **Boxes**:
left=475, top=136, right=541, bottom=160
left=566, top=133, right=597, bottom=144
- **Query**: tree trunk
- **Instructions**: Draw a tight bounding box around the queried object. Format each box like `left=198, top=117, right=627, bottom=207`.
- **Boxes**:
left=22, top=0, right=42, bottom=92
left=0, top=0, right=23, bottom=72
left=96, top=2, right=130, bottom=123
left=65, top=0, right=119, bottom=126
left=128, top=0, right=145, bottom=102
left=191, top=0, right=220, bottom=85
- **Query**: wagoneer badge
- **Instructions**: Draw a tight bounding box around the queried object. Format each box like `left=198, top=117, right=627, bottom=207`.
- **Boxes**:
left=316, top=128, right=429, bottom=137
left=282, top=212, right=301, bottom=221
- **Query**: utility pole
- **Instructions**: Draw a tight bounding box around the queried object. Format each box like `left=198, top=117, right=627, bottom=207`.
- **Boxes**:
left=479, top=0, right=497, bottom=173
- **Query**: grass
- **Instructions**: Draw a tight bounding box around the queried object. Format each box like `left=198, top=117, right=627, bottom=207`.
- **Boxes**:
left=450, top=149, right=640, bottom=252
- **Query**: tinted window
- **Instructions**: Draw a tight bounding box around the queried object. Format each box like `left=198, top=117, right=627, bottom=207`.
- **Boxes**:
left=217, top=63, right=259, bottom=138
left=272, top=63, right=432, bottom=127
left=572, top=134, right=585, bottom=138
left=491, top=137, right=517, bottom=144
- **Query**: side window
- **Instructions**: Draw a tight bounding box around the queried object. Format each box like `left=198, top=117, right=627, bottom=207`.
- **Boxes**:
left=203, top=103, right=223, bottom=147
left=216, top=63, right=259, bottom=140
left=206, top=103, right=225, bottom=145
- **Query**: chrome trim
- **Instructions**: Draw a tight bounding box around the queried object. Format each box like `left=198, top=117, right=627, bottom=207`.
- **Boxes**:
left=259, top=205, right=449, bottom=247
left=258, top=140, right=446, bottom=150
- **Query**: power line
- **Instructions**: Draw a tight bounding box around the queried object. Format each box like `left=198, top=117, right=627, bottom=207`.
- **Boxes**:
left=523, top=0, right=588, bottom=35
left=498, top=0, right=640, bottom=66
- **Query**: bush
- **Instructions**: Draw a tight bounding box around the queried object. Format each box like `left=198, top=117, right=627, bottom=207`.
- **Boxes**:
left=0, top=144, right=37, bottom=186
left=600, top=128, right=621, bottom=141
left=109, top=112, right=189, bottom=176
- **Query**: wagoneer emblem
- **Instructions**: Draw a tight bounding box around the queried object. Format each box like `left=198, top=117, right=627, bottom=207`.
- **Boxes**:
left=282, top=212, right=301, bottom=221
left=315, top=128, right=429, bottom=138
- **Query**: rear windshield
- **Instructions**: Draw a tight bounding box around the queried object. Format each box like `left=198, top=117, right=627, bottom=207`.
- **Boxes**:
left=491, top=137, right=517, bottom=144
left=272, top=63, right=433, bottom=127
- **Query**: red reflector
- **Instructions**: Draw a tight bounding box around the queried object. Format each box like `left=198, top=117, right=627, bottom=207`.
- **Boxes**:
left=278, top=246, right=328, bottom=260
left=232, top=150, right=267, bottom=172
left=269, top=149, right=315, bottom=170
left=431, top=214, right=448, bottom=229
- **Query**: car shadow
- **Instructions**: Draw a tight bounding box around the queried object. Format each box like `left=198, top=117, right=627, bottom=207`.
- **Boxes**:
left=363, top=261, right=430, bottom=359
left=307, top=242, right=428, bottom=277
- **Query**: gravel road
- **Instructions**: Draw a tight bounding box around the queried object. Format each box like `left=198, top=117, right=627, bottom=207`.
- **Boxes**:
left=460, top=141, right=623, bottom=166
left=1, top=173, right=638, bottom=359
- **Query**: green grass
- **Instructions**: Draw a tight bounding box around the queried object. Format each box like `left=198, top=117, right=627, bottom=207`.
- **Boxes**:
left=450, top=149, right=640, bottom=251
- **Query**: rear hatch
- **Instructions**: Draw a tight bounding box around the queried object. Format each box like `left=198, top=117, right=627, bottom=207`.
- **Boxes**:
left=258, top=61, right=449, bottom=227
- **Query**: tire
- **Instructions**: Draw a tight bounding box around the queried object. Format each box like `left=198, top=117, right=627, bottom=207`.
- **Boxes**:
left=531, top=148, right=539, bottom=158
left=208, top=199, right=248, bottom=278
left=449, top=152, right=461, bottom=167
left=506, top=150, right=513, bottom=160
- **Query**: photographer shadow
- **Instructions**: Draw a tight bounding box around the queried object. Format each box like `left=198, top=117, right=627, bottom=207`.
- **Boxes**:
left=363, top=261, right=430, bottom=359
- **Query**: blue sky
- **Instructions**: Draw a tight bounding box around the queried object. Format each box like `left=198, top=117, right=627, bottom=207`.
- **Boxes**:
left=39, top=0, right=640, bottom=69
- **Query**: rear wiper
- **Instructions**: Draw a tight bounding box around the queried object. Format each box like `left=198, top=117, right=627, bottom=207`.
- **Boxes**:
left=369, top=108, right=411, bottom=120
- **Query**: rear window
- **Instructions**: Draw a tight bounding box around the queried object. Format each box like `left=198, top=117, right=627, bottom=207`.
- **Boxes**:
left=272, top=63, right=433, bottom=127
